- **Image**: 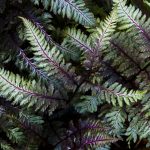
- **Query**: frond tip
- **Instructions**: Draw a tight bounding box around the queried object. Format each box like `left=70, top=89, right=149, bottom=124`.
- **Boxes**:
left=100, top=82, right=146, bottom=107
left=92, top=7, right=118, bottom=50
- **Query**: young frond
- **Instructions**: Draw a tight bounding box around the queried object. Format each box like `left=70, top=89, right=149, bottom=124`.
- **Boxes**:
left=50, top=0, right=96, bottom=26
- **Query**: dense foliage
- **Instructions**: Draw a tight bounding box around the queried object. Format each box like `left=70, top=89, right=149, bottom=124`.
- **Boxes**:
left=1, top=0, right=150, bottom=149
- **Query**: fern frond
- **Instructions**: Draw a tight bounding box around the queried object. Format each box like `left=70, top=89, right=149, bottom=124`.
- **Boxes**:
left=50, top=0, right=96, bottom=26
left=80, top=82, right=145, bottom=107
left=100, top=82, right=145, bottom=107
left=34, top=21, right=76, bottom=55
left=82, top=132, right=118, bottom=149
left=19, top=17, right=77, bottom=85
left=92, top=7, right=117, bottom=51
left=59, top=119, right=117, bottom=149
left=82, top=119, right=109, bottom=131
left=75, top=95, right=103, bottom=113
left=19, top=111, right=44, bottom=132
left=0, top=142, right=14, bottom=150
left=18, top=48, right=48, bottom=80
left=6, top=128, right=25, bottom=144
left=0, top=68, right=60, bottom=112
left=144, top=0, right=150, bottom=7
left=105, top=108, right=126, bottom=137
left=114, top=0, right=150, bottom=41
left=125, top=108, right=150, bottom=146
left=66, top=28, right=93, bottom=53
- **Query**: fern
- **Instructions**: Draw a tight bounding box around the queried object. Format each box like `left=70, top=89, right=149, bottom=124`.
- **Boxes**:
left=104, top=108, right=127, bottom=137
left=91, top=7, right=117, bottom=51
left=32, top=0, right=96, bottom=26
left=19, top=17, right=77, bottom=86
left=6, top=128, right=25, bottom=144
left=0, top=142, right=14, bottom=150
left=79, top=82, right=145, bottom=112
left=50, top=0, right=96, bottom=26
left=144, top=0, right=150, bottom=7
left=1, top=1, right=150, bottom=149
left=114, top=0, right=150, bottom=41
left=0, top=68, right=60, bottom=112
left=65, top=28, right=93, bottom=53
left=56, top=119, right=118, bottom=149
